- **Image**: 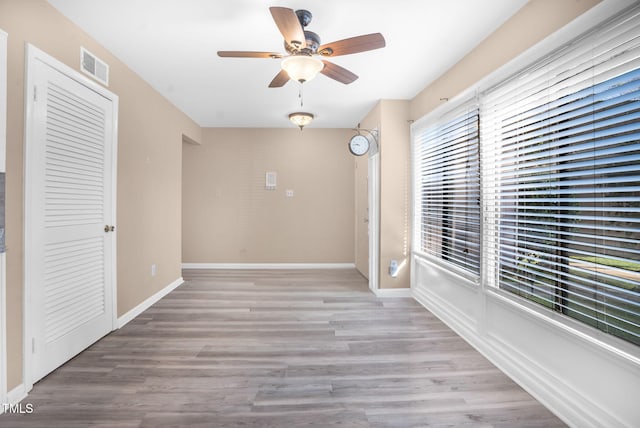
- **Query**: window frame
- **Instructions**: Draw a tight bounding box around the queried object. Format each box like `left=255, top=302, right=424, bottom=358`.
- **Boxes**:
left=480, top=9, right=640, bottom=347
left=411, top=99, right=482, bottom=283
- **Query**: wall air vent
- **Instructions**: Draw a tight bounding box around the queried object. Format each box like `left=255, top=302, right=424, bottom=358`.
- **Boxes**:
left=80, top=47, right=109, bottom=86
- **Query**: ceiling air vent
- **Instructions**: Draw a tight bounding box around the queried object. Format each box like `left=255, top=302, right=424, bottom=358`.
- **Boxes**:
left=80, top=47, right=109, bottom=86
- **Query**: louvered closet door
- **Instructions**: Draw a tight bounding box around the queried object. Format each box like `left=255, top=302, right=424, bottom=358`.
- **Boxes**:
left=28, top=54, right=115, bottom=382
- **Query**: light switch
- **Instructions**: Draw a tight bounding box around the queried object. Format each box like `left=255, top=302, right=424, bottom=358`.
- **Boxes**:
left=265, top=172, right=277, bottom=190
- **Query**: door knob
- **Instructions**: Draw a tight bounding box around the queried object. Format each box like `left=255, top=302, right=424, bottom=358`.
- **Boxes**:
left=104, top=225, right=115, bottom=233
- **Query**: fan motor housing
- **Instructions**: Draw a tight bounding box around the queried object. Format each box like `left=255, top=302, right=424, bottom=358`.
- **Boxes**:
left=285, top=30, right=320, bottom=54
left=295, top=9, right=312, bottom=27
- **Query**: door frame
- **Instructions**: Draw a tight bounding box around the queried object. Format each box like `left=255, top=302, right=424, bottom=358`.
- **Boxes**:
left=23, top=44, right=118, bottom=392
left=368, top=130, right=380, bottom=292
left=0, top=27, right=7, bottom=409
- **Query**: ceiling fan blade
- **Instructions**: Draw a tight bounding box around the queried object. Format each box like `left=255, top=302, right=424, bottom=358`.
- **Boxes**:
left=218, top=51, right=283, bottom=59
left=321, top=60, right=358, bottom=85
left=269, top=7, right=306, bottom=50
left=269, top=69, right=290, bottom=88
left=319, top=33, right=386, bottom=57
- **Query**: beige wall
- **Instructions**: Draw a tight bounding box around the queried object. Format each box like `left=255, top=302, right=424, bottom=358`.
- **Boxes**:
left=357, top=101, right=411, bottom=289
left=0, top=0, right=201, bottom=390
left=410, top=0, right=601, bottom=120
left=378, top=100, right=411, bottom=289
left=182, top=128, right=354, bottom=263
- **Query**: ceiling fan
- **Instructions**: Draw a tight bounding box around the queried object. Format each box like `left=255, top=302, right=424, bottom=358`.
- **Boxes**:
left=217, top=7, right=386, bottom=87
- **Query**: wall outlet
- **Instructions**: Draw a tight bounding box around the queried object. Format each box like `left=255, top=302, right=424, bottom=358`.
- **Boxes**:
left=151, top=263, right=157, bottom=276
left=389, top=259, right=398, bottom=278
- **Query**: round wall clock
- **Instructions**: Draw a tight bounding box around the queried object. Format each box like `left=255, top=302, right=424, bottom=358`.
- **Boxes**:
left=349, top=134, right=371, bottom=156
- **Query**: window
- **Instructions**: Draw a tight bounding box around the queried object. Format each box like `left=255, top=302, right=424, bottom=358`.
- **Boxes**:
left=413, top=104, right=480, bottom=275
left=482, top=10, right=640, bottom=345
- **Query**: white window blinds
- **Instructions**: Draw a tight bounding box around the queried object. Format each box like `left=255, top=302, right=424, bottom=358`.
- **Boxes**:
left=482, top=8, right=640, bottom=345
left=414, top=104, right=480, bottom=275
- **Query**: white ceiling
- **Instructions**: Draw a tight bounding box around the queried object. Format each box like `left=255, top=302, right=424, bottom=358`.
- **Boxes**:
left=47, top=0, right=528, bottom=128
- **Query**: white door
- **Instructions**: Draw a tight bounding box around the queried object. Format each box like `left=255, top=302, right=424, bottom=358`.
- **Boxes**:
left=25, top=46, right=117, bottom=383
left=368, top=150, right=380, bottom=292
left=355, top=131, right=380, bottom=291
left=355, top=155, right=369, bottom=278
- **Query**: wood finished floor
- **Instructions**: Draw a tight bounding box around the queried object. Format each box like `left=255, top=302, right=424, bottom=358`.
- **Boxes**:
left=2, top=269, right=566, bottom=427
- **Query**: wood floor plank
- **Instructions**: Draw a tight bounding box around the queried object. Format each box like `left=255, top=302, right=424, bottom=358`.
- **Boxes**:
left=0, top=268, right=566, bottom=427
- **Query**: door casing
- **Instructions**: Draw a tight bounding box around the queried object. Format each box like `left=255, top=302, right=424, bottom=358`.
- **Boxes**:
left=0, top=27, right=7, bottom=409
left=367, top=132, right=380, bottom=292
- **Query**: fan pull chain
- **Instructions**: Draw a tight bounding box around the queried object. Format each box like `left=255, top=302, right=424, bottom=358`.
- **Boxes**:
left=299, top=83, right=304, bottom=107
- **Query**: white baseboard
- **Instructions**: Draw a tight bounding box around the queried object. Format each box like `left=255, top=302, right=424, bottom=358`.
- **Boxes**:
left=483, top=330, right=614, bottom=428
left=373, top=287, right=412, bottom=298
left=182, top=263, right=356, bottom=270
left=5, top=278, right=184, bottom=411
left=412, top=283, right=630, bottom=428
left=117, top=277, right=184, bottom=328
left=5, top=383, right=27, bottom=408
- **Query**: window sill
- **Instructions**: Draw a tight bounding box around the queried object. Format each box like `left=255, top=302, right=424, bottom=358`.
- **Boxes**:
left=486, top=286, right=640, bottom=367
left=412, top=251, right=480, bottom=288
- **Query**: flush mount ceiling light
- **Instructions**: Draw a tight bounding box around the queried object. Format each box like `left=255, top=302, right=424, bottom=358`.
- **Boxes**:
left=281, top=55, right=324, bottom=83
left=289, top=112, right=314, bottom=130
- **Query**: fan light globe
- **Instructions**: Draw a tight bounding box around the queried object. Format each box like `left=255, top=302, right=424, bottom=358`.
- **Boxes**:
left=289, top=112, right=314, bottom=130
left=281, top=55, right=324, bottom=83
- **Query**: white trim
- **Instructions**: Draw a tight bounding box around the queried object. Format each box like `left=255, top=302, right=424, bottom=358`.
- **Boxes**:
left=0, top=27, right=6, bottom=412
left=412, top=251, right=480, bottom=287
left=117, top=277, right=184, bottom=328
left=182, top=263, right=356, bottom=270
left=23, top=44, right=119, bottom=392
left=0, top=28, right=6, bottom=173
left=0, top=255, right=6, bottom=411
left=373, top=287, right=412, bottom=298
left=483, top=332, right=617, bottom=428
left=368, top=140, right=380, bottom=292
left=412, top=276, right=480, bottom=341
left=109, top=96, right=119, bottom=331
left=6, top=383, right=27, bottom=407
left=488, top=288, right=640, bottom=366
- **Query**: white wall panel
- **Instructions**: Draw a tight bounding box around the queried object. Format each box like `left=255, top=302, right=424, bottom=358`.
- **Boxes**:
left=412, top=255, right=640, bottom=427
